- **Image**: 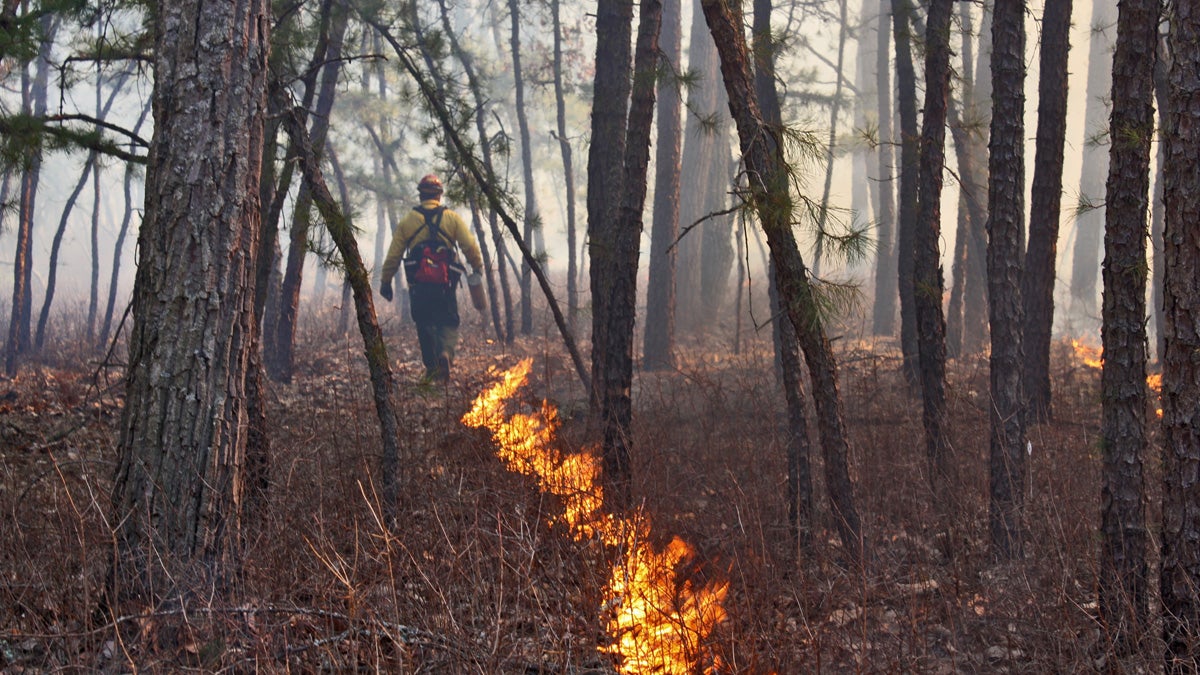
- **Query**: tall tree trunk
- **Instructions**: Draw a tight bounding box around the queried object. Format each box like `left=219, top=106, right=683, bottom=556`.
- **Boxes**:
left=1069, top=0, right=1118, bottom=323
left=676, top=0, right=725, bottom=332
left=99, top=101, right=154, bottom=349
left=891, top=0, right=920, bottom=385
left=986, top=0, right=1028, bottom=561
left=438, top=0, right=516, bottom=343
left=509, top=0, right=538, bottom=335
left=551, top=0, right=581, bottom=335
left=811, top=0, right=849, bottom=278
left=960, top=0, right=993, bottom=356
left=1151, top=44, right=1169, bottom=365
left=5, top=15, right=54, bottom=377
left=702, top=0, right=863, bottom=564
left=755, top=0, right=813, bottom=558
left=871, top=0, right=898, bottom=337
left=591, top=0, right=661, bottom=508
left=268, top=0, right=349, bottom=382
left=1160, top=3, right=1200, bottom=665
left=109, top=0, right=269, bottom=604
left=914, top=0, right=953, bottom=496
left=282, top=110, right=403, bottom=519
left=643, top=0, right=681, bottom=371
left=1020, top=0, right=1073, bottom=422
left=1099, top=0, right=1158, bottom=648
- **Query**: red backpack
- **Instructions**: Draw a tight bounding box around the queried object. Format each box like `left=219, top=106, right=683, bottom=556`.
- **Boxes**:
left=402, top=206, right=465, bottom=287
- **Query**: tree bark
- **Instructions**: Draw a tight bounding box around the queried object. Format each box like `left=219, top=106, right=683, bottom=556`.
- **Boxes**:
left=1161, top=3, right=1200, bottom=665
left=914, top=0, right=953, bottom=496
left=986, top=0, right=1028, bottom=561
left=871, top=0, right=898, bottom=337
left=109, top=0, right=269, bottom=603
left=1099, top=0, right=1158, bottom=648
left=509, top=0, right=538, bottom=336
left=550, top=0, right=582, bottom=335
left=891, top=0, right=920, bottom=385
left=1020, top=0, right=1072, bottom=423
left=643, top=0, right=682, bottom=371
left=268, top=0, right=349, bottom=382
left=702, top=0, right=863, bottom=563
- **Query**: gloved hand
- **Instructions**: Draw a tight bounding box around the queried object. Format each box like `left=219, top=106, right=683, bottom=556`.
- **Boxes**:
left=380, top=281, right=393, bottom=302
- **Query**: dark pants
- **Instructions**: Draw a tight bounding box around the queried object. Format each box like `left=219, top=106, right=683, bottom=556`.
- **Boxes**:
left=409, top=283, right=460, bottom=380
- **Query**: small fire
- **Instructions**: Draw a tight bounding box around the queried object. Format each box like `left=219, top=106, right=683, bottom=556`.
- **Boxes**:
left=463, top=359, right=729, bottom=673
left=1071, top=339, right=1103, bottom=369
left=1148, top=372, right=1163, bottom=419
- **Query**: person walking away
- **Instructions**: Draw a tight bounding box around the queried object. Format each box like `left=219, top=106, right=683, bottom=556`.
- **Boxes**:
left=379, top=174, right=484, bottom=383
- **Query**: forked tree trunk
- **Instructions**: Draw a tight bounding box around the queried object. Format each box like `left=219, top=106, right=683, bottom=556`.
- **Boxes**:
left=110, top=0, right=269, bottom=603
left=702, top=0, right=863, bottom=563
left=1099, top=0, right=1157, bottom=648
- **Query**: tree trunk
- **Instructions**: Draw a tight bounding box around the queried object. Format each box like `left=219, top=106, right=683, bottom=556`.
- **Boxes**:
left=268, top=0, right=349, bottom=382
left=1151, top=48, right=1168, bottom=366
left=891, top=0, right=920, bottom=385
left=914, top=0, right=953, bottom=496
left=282, top=109, right=403, bottom=519
left=643, top=0, right=681, bottom=371
left=754, top=0, right=814, bottom=559
left=986, top=0, right=1028, bottom=561
left=109, top=0, right=269, bottom=603
left=591, top=0, right=661, bottom=508
left=550, top=0, right=581, bottom=335
left=811, top=0, right=849, bottom=278
left=702, top=0, right=863, bottom=564
left=1161, top=3, right=1200, bottom=665
left=509, top=0, right=539, bottom=336
left=1020, top=0, right=1072, bottom=422
left=1099, top=0, right=1157, bottom=648
left=1069, top=0, right=1118, bottom=323
left=5, top=16, right=54, bottom=377
left=871, top=0, right=898, bottom=337
left=960, top=1, right=992, bottom=356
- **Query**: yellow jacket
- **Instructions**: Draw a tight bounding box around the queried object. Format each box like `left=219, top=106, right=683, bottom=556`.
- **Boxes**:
left=380, top=199, right=484, bottom=284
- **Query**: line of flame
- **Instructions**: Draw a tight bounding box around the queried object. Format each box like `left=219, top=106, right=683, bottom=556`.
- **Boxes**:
left=462, top=359, right=728, bottom=674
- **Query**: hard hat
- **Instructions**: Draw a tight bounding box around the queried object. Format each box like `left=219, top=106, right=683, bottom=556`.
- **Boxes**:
left=418, top=174, right=443, bottom=196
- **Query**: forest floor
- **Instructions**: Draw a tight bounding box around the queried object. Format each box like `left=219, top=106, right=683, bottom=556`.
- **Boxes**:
left=0, top=304, right=1161, bottom=673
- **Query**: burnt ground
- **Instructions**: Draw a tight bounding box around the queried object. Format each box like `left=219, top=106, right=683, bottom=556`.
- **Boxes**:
left=0, top=303, right=1153, bottom=673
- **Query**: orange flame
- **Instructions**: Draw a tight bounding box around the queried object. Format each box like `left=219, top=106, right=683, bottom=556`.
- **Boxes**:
left=1071, top=339, right=1103, bottom=369
left=1147, top=372, right=1163, bottom=419
left=463, top=359, right=729, bottom=673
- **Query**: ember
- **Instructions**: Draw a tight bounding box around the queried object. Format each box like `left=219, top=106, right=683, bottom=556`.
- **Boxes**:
left=463, top=359, right=728, bottom=673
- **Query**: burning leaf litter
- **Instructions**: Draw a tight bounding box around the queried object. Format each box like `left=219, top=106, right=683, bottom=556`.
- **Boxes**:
left=462, top=359, right=729, bottom=674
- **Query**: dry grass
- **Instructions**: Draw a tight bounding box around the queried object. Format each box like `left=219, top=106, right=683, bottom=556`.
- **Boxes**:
left=0, top=302, right=1163, bottom=673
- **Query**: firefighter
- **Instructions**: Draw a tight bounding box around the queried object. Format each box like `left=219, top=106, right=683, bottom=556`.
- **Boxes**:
left=379, top=174, right=484, bottom=383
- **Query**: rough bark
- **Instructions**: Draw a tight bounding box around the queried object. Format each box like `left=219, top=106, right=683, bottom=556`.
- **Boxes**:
left=109, top=0, right=269, bottom=603
left=702, top=0, right=863, bottom=563
left=914, top=0, right=953, bottom=495
left=594, top=0, right=662, bottom=508
left=1161, top=3, right=1200, bottom=665
left=1099, top=0, right=1158, bottom=648
left=1021, top=0, right=1072, bottom=422
left=643, top=0, right=681, bottom=371
left=986, top=0, right=1027, bottom=561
